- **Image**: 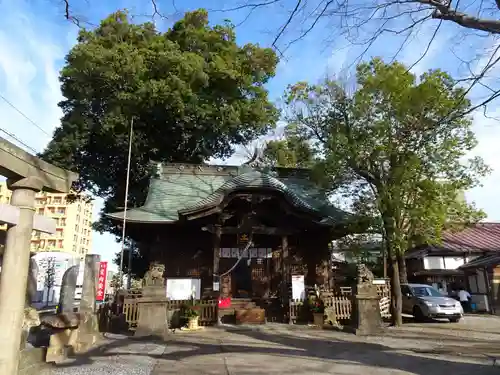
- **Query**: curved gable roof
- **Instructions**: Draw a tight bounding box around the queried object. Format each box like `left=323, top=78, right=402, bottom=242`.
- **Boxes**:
left=106, top=166, right=350, bottom=225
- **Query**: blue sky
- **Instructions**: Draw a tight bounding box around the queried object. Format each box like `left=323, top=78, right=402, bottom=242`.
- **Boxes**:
left=0, top=0, right=499, bottom=270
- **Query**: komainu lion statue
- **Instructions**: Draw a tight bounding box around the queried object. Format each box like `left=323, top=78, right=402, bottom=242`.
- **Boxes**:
left=357, top=263, right=374, bottom=285
left=143, top=262, right=165, bottom=287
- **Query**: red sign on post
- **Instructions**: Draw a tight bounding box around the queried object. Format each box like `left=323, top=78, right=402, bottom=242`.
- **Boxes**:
left=96, top=261, right=108, bottom=301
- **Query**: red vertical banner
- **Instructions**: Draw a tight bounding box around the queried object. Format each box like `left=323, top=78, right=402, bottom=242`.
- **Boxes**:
left=96, top=261, right=108, bottom=301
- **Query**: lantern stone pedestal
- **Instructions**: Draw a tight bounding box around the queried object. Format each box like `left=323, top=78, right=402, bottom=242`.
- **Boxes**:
left=135, top=286, right=169, bottom=338
left=344, top=265, right=384, bottom=336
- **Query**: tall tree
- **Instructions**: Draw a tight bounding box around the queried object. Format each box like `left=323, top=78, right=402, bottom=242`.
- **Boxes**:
left=40, top=10, right=279, bottom=239
left=284, top=58, right=489, bottom=325
left=261, top=125, right=315, bottom=168
left=57, top=2, right=500, bottom=115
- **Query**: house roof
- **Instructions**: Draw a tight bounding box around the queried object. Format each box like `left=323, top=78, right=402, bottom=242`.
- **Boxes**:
left=107, top=163, right=352, bottom=226
left=406, top=223, right=500, bottom=259
left=459, top=253, right=500, bottom=270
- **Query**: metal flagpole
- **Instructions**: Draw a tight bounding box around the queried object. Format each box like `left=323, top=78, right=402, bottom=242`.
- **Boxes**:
left=119, top=117, right=134, bottom=289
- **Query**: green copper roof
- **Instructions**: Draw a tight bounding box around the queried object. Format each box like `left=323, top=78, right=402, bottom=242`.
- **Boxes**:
left=107, top=164, right=350, bottom=225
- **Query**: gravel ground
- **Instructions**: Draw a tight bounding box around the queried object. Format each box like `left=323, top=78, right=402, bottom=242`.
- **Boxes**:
left=50, top=334, right=165, bottom=375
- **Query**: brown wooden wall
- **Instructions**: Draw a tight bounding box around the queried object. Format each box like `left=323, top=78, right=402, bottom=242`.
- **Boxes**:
left=143, top=223, right=333, bottom=298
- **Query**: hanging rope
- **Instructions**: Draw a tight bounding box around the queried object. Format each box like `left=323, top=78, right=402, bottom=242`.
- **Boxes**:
left=214, top=233, right=254, bottom=278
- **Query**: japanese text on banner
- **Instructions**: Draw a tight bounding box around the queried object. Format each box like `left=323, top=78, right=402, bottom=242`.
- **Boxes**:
left=96, top=261, right=108, bottom=301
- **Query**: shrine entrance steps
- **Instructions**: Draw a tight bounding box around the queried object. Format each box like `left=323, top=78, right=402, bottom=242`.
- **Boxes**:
left=219, top=298, right=266, bottom=325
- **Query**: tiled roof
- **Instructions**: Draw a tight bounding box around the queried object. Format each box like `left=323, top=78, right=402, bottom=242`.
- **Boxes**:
left=107, top=164, right=351, bottom=225
left=406, top=223, right=500, bottom=259
left=459, top=253, right=500, bottom=270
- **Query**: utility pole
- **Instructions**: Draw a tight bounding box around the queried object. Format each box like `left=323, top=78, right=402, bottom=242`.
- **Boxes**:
left=119, top=117, right=134, bottom=289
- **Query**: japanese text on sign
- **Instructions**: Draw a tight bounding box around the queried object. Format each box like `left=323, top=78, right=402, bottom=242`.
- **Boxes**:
left=96, top=261, right=108, bottom=301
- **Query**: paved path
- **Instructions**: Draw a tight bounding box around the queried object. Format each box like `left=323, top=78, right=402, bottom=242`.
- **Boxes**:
left=51, top=316, right=500, bottom=375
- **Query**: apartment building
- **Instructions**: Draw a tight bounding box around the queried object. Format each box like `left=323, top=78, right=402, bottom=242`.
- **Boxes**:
left=0, top=182, right=93, bottom=259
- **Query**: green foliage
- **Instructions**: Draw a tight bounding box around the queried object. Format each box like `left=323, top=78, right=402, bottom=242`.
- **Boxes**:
left=39, top=9, right=279, bottom=243
left=112, top=246, right=150, bottom=279
left=181, top=305, right=199, bottom=318
left=262, top=125, right=315, bottom=168
left=286, top=58, right=488, bottom=251
left=284, top=58, right=490, bottom=325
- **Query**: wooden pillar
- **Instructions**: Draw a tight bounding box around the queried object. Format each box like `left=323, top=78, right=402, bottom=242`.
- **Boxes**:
left=281, top=235, right=289, bottom=322
left=213, top=225, right=221, bottom=294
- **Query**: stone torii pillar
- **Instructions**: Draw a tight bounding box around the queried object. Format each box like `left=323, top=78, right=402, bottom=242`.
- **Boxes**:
left=0, top=137, right=77, bottom=375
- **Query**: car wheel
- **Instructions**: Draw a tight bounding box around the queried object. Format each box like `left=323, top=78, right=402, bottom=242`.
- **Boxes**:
left=449, top=317, right=460, bottom=323
left=413, top=306, right=425, bottom=322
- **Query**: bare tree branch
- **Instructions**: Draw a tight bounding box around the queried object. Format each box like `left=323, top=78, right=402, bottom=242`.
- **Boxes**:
left=56, top=0, right=500, bottom=116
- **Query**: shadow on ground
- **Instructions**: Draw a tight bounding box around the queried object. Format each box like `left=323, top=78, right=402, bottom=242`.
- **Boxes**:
left=50, top=327, right=500, bottom=374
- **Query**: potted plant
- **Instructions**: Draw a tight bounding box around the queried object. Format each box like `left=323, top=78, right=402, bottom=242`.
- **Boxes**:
left=309, top=285, right=325, bottom=326
left=181, top=305, right=200, bottom=330
left=309, top=298, right=325, bottom=326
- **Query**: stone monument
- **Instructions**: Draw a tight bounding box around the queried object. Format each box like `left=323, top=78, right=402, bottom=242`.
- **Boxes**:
left=75, top=254, right=101, bottom=352
left=135, top=262, right=169, bottom=338
left=58, top=265, right=79, bottom=313
left=346, top=263, right=384, bottom=335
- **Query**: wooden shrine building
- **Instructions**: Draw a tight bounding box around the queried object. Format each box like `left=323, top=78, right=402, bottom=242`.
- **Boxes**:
left=108, top=163, right=356, bottom=312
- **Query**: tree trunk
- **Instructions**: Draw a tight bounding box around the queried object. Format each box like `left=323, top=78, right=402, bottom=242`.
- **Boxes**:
left=383, top=214, right=403, bottom=327
left=397, top=252, right=408, bottom=284
left=389, top=255, right=403, bottom=327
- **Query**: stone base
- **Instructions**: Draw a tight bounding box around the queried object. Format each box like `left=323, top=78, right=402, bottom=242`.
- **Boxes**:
left=142, top=286, right=166, bottom=298
left=45, top=328, right=78, bottom=363
left=347, top=294, right=384, bottom=336
left=75, top=312, right=101, bottom=353
left=324, top=307, right=337, bottom=325
left=135, top=298, right=169, bottom=338
left=18, top=347, right=51, bottom=375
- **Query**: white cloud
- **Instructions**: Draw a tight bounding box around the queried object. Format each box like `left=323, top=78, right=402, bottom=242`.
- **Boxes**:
left=0, top=0, right=120, bottom=269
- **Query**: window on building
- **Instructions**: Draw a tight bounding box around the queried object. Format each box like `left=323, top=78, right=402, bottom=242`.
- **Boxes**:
left=54, top=197, right=62, bottom=205
left=57, top=208, right=65, bottom=215
left=76, top=215, right=80, bottom=222
left=38, top=208, right=44, bottom=215
left=74, top=234, right=78, bottom=242
left=75, top=225, right=79, bottom=232
left=61, top=218, right=66, bottom=226
left=58, top=240, right=63, bottom=248
left=424, top=256, right=444, bottom=269
left=72, top=244, right=76, bottom=252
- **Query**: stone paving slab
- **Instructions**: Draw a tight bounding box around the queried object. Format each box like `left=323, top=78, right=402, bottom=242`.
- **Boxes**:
left=49, top=318, right=500, bottom=375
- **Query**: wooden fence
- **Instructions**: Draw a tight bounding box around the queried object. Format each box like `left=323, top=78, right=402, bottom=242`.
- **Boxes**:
left=289, top=283, right=392, bottom=323
left=122, top=298, right=218, bottom=327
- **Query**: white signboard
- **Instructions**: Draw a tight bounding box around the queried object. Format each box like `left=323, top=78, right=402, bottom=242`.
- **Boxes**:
left=291, top=275, right=305, bottom=300
left=32, top=252, right=80, bottom=305
left=166, top=278, right=201, bottom=300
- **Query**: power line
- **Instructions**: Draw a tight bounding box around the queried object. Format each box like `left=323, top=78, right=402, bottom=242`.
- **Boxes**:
left=0, top=93, right=51, bottom=137
left=0, top=127, right=38, bottom=154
